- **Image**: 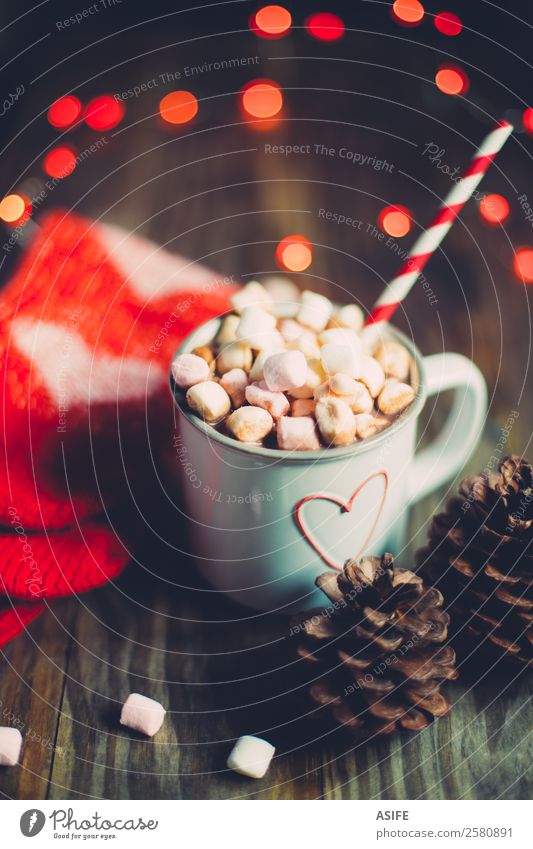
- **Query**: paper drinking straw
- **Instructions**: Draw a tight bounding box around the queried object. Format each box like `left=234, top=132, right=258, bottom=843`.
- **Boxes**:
left=364, top=120, right=513, bottom=330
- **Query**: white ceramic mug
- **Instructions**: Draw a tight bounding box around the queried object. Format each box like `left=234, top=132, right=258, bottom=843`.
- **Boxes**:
left=171, top=319, right=487, bottom=613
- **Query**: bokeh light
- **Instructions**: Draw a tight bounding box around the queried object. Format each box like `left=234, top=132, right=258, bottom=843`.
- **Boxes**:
left=0, top=194, right=30, bottom=225
left=479, top=194, right=510, bottom=225
left=514, top=248, right=533, bottom=282
left=523, top=108, right=533, bottom=134
left=435, top=66, right=469, bottom=95
left=241, top=80, right=283, bottom=118
left=43, top=146, right=77, bottom=179
left=392, top=0, right=424, bottom=25
left=84, top=95, right=125, bottom=130
left=378, top=205, right=412, bottom=238
left=305, top=12, right=345, bottom=41
left=276, top=235, right=313, bottom=272
left=48, top=95, right=82, bottom=128
left=159, top=90, right=199, bottom=125
left=434, top=11, right=462, bottom=36
left=250, top=5, right=292, bottom=38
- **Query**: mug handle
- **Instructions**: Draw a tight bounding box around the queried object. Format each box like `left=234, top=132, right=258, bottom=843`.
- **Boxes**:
left=407, top=353, right=488, bottom=505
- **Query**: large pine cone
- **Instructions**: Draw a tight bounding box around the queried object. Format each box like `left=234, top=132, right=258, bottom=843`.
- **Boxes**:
left=417, top=455, right=533, bottom=668
left=294, top=553, right=457, bottom=738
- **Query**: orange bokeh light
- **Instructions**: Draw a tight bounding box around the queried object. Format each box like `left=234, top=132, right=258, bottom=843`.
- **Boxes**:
left=378, top=205, right=412, bottom=238
left=479, top=193, right=510, bottom=224
left=43, top=146, right=77, bottom=179
left=48, top=95, right=82, bottom=128
left=251, top=5, right=292, bottom=38
left=435, top=66, right=468, bottom=95
left=159, top=90, right=199, bottom=125
left=392, top=0, right=424, bottom=25
left=513, top=248, right=533, bottom=282
left=241, top=80, right=283, bottom=119
left=84, top=95, right=125, bottom=130
left=0, top=194, right=29, bottom=224
left=276, top=235, right=313, bottom=272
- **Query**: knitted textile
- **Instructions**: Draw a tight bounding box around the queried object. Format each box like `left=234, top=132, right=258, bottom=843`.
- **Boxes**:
left=0, top=211, right=236, bottom=646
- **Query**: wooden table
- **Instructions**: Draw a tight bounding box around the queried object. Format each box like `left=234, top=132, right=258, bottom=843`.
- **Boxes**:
left=1, top=0, right=532, bottom=799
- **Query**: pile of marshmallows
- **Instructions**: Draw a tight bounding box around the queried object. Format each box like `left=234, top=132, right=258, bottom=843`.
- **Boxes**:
left=172, top=281, right=415, bottom=450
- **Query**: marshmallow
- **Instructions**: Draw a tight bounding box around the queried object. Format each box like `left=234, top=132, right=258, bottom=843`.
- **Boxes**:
left=171, top=353, right=210, bottom=389
left=377, top=379, right=416, bottom=415
left=227, top=735, right=276, bottom=779
left=220, top=368, right=248, bottom=408
left=297, top=290, right=333, bottom=332
left=249, top=347, right=283, bottom=382
left=321, top=343, right=360, bottom=377
left=375, top=340, right=412, bottom=382
left=288, top=358, right=326, bottom=398
left=245, top=382, right=290, bottom=419
left=329, top=373, right=373, bottom=414
left=120, top=693, right=166, bottom=737
left=291, top=398, right=316, bottom=417
left=318, top=327, right=362, bottom=353
left=313, top=380, right=332, bottom=401
left=192, top=345, right=215, bottom=368
left=288, top=328, right=321, bottom=359
left=263, top=350, right=307, bottom=392
left=278, top=318, right=304, bottom=344
left=262, top=275, right=300, bottom=315
left=315, top=397, right=356, bottom=446
left=236, top=306, right=277, bottom=349
left=330, top=303, right=364, bottom=332
left=357, top=355, right=385, bottom=398
left=231, top=281, right=272, bottom=314
left=186, top=381, right=231, bottom=422
left=0, top=728, right=22, bottom=766
left=226, top=406, right=273, bottom=442
left=355, top=413, right=391, bottom=440
left=216, top=341, right=253, bottom=375
left=216, top=314, right=240, bottom=345
left=277, top=416, right=321, bottom=451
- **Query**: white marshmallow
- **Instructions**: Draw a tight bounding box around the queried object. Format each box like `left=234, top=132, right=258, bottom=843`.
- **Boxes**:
left=226, top=406, right=273, bottom=442
left=216, top=314, right=240, bottom=345
left=288, top=358, right=326, bottom=399
left=328, top=373, right=373, bottom=414
left=249, top=347, right=284, bottom=382
left=231, top=281, right=272, bottom=314
left=220, top=368, right=248, bottom=408
left=227, top=735, right=276, bottom=779
left=313, top=380, right=332, bottom=401
left=291, top=398, right=316, bottom=417
left=263, top=350, right=307, bottom=392
left=321, top=343, right=360, bottom=377
left=120, top=693, right=166, bottom=737
left=318, top=327, right=362, bottom=353
left=374, top=340, right=412, bottom=382
left=236, top=306, right=277, bottom=349
left=355, top=413, right=390, bottom=440
left=216, top=341, right=253, bottom=375
left=171, top=353, right=210, bottom=389
left=277, top=416, right=321, bottom=451
left=186, top=381, right=231, bottom=422
left=377, top=379, right=416, bottom=415
left=278, top=318, right=304, bottom=344
left=297, top=290, right=333, bottom=332
left=0, top=728, right=22, bottom=766
left=330, top=303, right=364, bottom=332
left=262, top=275, right=300, bottom=315
left=245, top=382, right=290, bottom=419
left=357, top=355, right=385, bottom=398
left=315, top=397, right=356, bottom=446
left=288, top=328, right=321, bottom=359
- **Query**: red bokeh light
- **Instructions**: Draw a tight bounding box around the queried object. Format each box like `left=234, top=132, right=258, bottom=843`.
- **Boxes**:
left=305, top=12, right=345, bottom=41
left=241, top=79, right=283, bottom=118
left=276, top=235, right=313, bottom=272
left=250, top=5, right=292, bottom=39
left=513, top=248, right=533, bottom=282
left=159, top=91, right=199, bottom=125
left=84, top=95, right=125, bottom=130
left=48, top=95, right=82, bottom=129
left=479, top=194, right=510, bottom=225
left=43, top=146, right=77, bottom=179
left=378, top=205, right=412, bottom=238
left=435, top=66, right=469, bottom=95
left=434, top=11, right=462, bottom=36
left=523, top=108, right=533, bottom=134
left=392, top=0, right=424, bottom=25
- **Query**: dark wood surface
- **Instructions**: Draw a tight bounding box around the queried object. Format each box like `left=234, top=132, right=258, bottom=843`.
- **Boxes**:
left=0, top=0, right=532, bottom=799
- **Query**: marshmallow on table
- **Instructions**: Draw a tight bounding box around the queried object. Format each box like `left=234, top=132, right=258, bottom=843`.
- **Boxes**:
left=236, top=306, right=277, bottom=349
left=231, top=281, right=272, bottom=314
left=245, top=382, right=290, bottom=419
left=297, top=290, right=333, bottom=331
left=291, top=398, right=316, bottom=417
left=330, top=303, right=364, bottom=332
left=220, top=368, right=248, bottom=408
left=171, top=353, right=211, bottom=389
left=186, top=381, right=231, bottom=422
left=378, top=379, right=416, bottom=415
left=227, top=735, right=276, bottom=779
left=226, top=406, right=273, bottom=442
left=0, top=728, right=22, bottom=767
left=315, top=397, right=357, bottom=446
left=321, top=343, right=360, bottom=377
left=120, top=693, right=166, bottom=737
left=216, top=341, right=253, bottom=375
left=357, top=355, right=385, bottom=398
left=277, top=416, right=320, bottom=450
left=263, top=350, right=307, bottom=392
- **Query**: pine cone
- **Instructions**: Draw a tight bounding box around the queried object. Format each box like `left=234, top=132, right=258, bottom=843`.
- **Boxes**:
left=294, top=553, right=457, bottom=738
left=417, top=455, right=533, bottom=668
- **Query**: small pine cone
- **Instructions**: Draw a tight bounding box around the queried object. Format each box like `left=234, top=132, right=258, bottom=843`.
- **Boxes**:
left=294, top=553, right=457, bottom=738
left=417, top=455, right=533, bottom=668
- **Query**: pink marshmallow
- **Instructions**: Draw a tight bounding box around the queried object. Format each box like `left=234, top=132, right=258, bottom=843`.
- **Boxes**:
left=245, top=382, right=290, bottom=420
left=263, top=350, right=307, bottom=392
left=277, top=416, right=321, bottom=451
left=120, top=693, right=166, bottom=737
left=0, top=727, right=22, bottom=766
left=171, top=353, right=210, bottom=389
left=220, top=368, right=248, bottom=408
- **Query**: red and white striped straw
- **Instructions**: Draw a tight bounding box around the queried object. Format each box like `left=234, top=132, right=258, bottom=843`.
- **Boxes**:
left=364, top=120, right=513, bottom=330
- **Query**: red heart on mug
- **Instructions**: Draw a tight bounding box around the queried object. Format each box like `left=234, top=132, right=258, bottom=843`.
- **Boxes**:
left=294, top=471, right=388, bottom=571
